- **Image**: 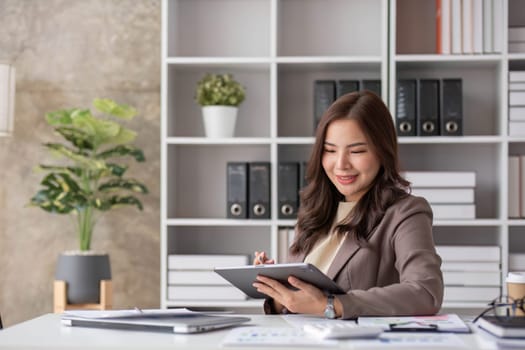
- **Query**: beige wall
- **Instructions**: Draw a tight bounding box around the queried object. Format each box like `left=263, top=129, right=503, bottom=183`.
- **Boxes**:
left=0, top=0, right=161, bottom=326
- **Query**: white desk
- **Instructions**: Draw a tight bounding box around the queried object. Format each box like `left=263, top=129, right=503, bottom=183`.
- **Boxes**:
left=0, top=314, right=500, bottom=349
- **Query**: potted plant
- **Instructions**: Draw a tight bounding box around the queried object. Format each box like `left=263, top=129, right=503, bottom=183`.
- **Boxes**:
left=29, top=98, right=148, bottom=305
left=195, top=73, right=246, bottom=138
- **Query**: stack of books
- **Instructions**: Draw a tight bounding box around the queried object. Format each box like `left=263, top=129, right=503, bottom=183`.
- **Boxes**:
left=509, top=71, right=525, bottom=136
left=167, top=254, right=248, bottom=301
left=404, top=171, right=476, bottom=219
left=436, top=0, right=503, bottom=55
left=436, top=245, right=501, bottom=304
left=476, top=316, right=525, bottom=338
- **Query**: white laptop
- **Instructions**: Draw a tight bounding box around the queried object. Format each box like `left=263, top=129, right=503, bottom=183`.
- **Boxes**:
left=61, top=308, right=251, bottom=334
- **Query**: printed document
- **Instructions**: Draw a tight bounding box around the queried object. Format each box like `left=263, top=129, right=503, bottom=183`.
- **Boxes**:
left=358, top=313, right=470, bottom=333
left=221, top=326, right=337, bottom=347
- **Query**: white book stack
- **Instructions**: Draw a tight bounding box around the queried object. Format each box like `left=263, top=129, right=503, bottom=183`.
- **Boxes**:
left=509, top=71, right=525, bottom=136
left=441, top=0, right=501, bottom=55
left=404, top=171, right=476, bottom=219
left=436, top=245, right=501, bottom=304
left=509, top=253, right=525, bottom=271
left=167, top=254, right=249, bottom=301
left=509, top=26, right=525, bottom=53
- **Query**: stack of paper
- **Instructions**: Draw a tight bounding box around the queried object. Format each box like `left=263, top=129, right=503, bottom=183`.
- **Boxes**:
left=509, top=72, right=525, bottom=137
left=436, top=245, right=501, bottom=304
left=357, top=314, right=470, bottom=333
left=404, top=171, right=476, bottom=219
left=167, top=254, right=248, bottom=301
left=221, top=327, right=337, bottom=347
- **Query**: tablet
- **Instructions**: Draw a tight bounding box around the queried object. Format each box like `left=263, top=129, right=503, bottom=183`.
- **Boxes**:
left=214, top=263, right=345, bottom=299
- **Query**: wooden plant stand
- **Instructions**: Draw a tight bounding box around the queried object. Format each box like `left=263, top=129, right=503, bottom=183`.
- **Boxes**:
left=54, top=280, right=112, bottom=313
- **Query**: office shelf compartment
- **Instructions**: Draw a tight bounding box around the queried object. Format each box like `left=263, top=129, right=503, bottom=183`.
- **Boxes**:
left=399, top=143, right=502, bottom=219
left=277, top=62, right=382, bottom=137
left=395, top=62, right=503, bottom=136
left=509, top=227, right=525, bottom=251
left=167, top=226, right=271, bottom=256
left=277, top=0, right=384, bottom=57
left=433, top=226, right=504, bottom=246
left=166, top=0, right=271, bottom=57
left=277, top=144, right=312, bottom=163
left=166, top=64, right=271, bottom=137
left=167, top=144, right=270, bottom=219
left=165, top=225, right=270, bottom=310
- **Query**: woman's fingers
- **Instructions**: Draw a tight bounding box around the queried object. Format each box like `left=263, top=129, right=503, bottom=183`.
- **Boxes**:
left=253, top=251, right=264, bottom=265
left=253, top=275, right=326, bottom=315
left=253, top=251, right=274, bottom=265
left=256, top=275, right=289, bottom=294
left=253, top=276, right=280, bottom=299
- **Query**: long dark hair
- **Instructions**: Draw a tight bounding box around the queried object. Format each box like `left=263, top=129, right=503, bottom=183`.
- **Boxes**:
left=291, top=91, right=410, bottom=255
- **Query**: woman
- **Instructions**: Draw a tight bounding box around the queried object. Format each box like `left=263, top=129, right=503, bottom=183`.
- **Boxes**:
left=253, top=91, right=443, bottom=319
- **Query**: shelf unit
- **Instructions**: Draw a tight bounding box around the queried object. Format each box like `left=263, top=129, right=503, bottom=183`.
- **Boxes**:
left=161, top=0, right=525, bottom=311
left=161, top=0, right=388, bottom=310
left=391, top=0, right=525, bottom=309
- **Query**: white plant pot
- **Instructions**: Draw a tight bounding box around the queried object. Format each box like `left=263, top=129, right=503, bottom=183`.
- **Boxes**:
left=202, top=106, right=238, bottom=138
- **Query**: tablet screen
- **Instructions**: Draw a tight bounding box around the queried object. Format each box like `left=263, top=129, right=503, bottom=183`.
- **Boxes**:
left=214, top=263, right=345, bottom=299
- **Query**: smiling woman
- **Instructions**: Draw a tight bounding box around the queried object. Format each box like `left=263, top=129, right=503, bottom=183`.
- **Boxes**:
left=321, top=118, right=381, bottom=203
left=253, top=91, right=444, bottom=319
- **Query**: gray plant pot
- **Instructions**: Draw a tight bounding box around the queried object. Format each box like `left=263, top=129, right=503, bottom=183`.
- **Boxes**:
left=55, top=252, right=111, bottom=304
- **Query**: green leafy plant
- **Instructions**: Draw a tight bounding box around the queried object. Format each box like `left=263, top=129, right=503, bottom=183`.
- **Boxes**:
left=195, top=73, right=246, bottom=107
left=29, top=98, right=149, bottom=251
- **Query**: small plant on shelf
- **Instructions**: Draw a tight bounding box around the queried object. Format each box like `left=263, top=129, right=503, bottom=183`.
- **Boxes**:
left=195, top=73, right=245, bottom=107
left=195, top=73, right=246, bottom=138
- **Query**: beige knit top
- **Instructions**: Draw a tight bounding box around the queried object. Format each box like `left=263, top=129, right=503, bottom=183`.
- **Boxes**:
left=304, top=201, right=355, bottom=274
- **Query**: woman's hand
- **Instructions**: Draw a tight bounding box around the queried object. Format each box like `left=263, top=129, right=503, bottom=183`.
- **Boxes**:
left=253, top=251, right=275, bottom=265
left=252, top=275, right=328, bottom=316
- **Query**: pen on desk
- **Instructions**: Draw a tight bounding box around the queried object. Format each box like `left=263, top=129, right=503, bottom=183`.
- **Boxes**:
left=134, top=307, right=144, bottom=314
left=388, top=321, right=438, bottom=332
left=388, top=327, right=439, bottom=332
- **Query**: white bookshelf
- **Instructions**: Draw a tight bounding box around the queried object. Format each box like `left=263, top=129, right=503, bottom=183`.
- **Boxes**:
left=161, top=0, right=388, bottom=310
left=392, top=0, right=525, bottom=309
left=161, top=0, right=524, bottom=311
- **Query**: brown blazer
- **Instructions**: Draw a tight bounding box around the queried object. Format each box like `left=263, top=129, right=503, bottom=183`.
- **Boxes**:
left=266, top=195, right=444, bottom=319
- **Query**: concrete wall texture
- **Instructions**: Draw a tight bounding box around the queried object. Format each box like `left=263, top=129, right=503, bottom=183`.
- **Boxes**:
left=0, top=0, right=161, bottom=326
